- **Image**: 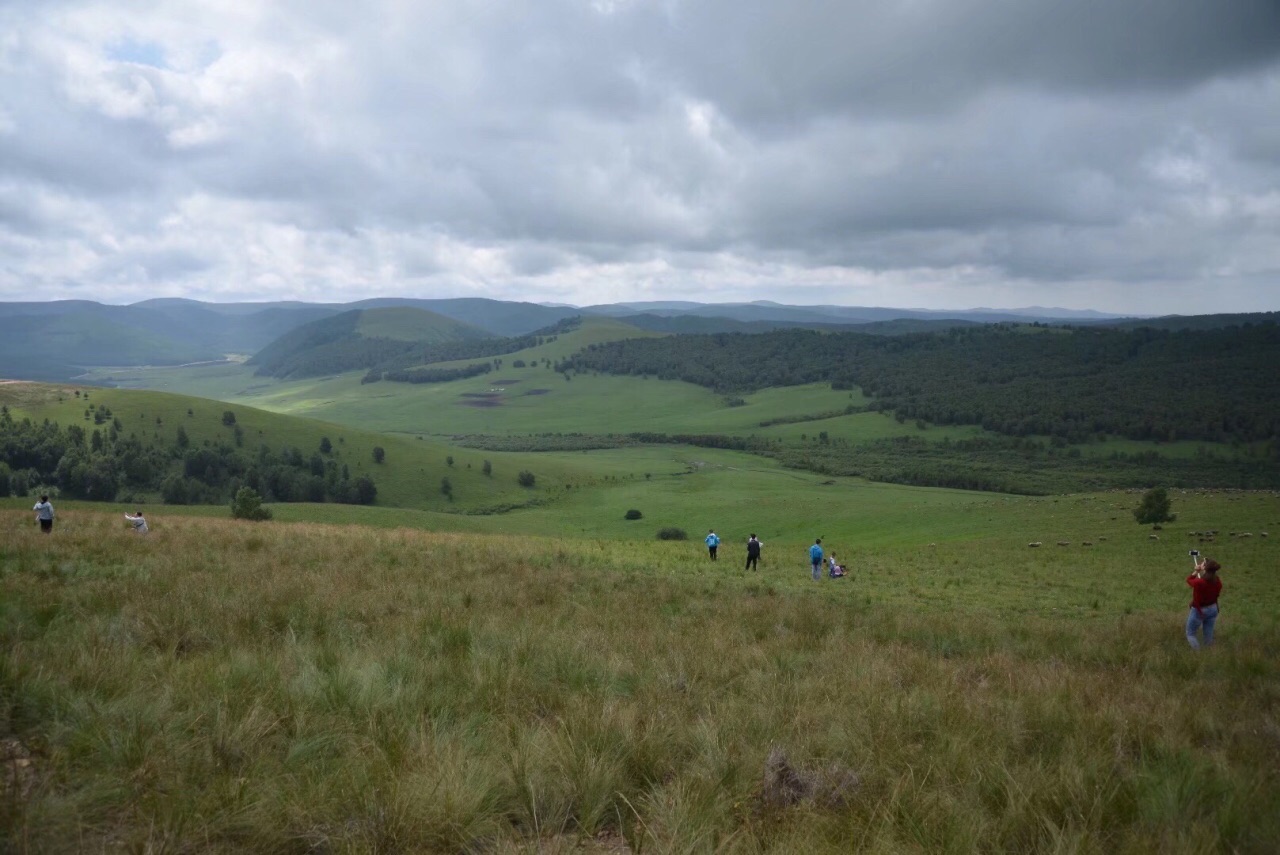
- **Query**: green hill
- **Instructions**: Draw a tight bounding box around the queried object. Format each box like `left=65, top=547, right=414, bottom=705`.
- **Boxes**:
left=0, top=312, right=219, bottom=379
left=0, top=383, right=601, bottom=514
left=248, top=308, right=493, bottom=379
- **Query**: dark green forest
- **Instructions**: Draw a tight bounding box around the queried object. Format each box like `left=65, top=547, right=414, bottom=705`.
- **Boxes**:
left=0, top=406, right=377, bottom=506
left=560, top=323, right=1280, bottom=445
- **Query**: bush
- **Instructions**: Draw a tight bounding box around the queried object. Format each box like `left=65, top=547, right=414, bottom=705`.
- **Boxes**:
left=517, top=470, right=536, bottom=488
left=657, top=527, right=687, bottom=541
left=372, top=446, right=385, bottom=464
left=625, top=509, right=643, bottom=520
left=221, top=411, right=236, bottom=426
left=230, top=487, right=272, bottom=521
left=1134, top=487, right=1176, bottom=525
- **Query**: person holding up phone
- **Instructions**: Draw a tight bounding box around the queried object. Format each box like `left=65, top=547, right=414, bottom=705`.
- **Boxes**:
left=1185, top=551, right=1222, bottom=650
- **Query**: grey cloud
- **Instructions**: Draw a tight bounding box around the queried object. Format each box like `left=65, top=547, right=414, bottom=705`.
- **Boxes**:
left=0, top=0, right=1277, bottom=312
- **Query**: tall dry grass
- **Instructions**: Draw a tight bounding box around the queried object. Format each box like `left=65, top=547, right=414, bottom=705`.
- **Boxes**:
left=2, top=510, right=1278, bottom=852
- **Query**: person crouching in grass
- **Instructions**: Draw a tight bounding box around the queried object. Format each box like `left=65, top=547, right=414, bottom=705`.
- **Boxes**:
left=1186, top=557, right=1222, bottom=650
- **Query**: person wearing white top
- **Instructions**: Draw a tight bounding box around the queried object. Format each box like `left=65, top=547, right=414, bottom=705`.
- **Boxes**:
left=124, top=511, right=149, bottom=534
left=33, top=495, right=55, bottom=533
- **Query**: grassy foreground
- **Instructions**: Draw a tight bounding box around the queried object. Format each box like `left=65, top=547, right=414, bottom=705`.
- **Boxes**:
left=3, top=510, right=1279, bottom=853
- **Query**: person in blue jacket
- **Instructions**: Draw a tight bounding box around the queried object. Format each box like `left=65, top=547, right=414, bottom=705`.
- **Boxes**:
left=705, top=529, right=720, bottom=560
left=809, top=538, right=824, bottom=581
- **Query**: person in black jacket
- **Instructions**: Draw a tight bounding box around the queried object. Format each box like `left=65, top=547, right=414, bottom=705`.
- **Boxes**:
left=745, top=534, right=762, bottom=571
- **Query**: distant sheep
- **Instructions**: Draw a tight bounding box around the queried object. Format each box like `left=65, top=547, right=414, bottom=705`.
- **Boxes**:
left=1028, top=542, right=1042, bottom=548
left=1082, top=541, right=1093, bottom=546
left=1057, top=541, right=1070, bottom=546
left=1149, top=534, right=1160, bottom=540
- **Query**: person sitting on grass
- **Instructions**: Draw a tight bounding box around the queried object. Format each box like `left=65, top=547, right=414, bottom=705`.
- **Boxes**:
left=124, top=510, right=149, bottom=534
left=1186, top=556, right=1222, bottom=650
left=828, top=555, right=846, bottom=578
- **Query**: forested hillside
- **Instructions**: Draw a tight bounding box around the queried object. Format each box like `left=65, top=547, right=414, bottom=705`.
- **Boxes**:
left=560, top=323, right=1280, bottom=444
left=250, top=310, right=582, bottom=381
left=248, top=308, right=492, bottom=379
left=0, top=399, right=376, bottom=506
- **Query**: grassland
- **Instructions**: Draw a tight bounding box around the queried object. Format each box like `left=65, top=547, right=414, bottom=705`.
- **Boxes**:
left=0, top=383, right=604, bottom=515
left=3, top=491, right=1278, bottom=853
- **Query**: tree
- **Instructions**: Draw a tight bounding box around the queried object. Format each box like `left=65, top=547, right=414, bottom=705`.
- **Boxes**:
left=482, top=459, right=491, bottom=477
left=319, top=437, right=332, bottom=454
left=441, top=476, right=453, bottom=499
left=1133, top=487, right=1176, bottom=525
left=176, top=425, right=190, bottom=449
left=352, top=476, right=377, bottom=505
left=625, top=509, right=642, bottom=520
left=446, top=455, right=454, bottom=467
left=517, top=470, right=536, bottom=488
left=231, top=486, right=272, bottom=521
left=372, top=446, right=385, bottom=464
left=222, top=410, right=237, bottom=426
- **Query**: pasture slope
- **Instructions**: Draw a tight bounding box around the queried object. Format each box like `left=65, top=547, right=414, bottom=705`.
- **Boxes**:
left=2, top=489, right=1279, bottom=852
left=0, top=382, right=619, bottom=515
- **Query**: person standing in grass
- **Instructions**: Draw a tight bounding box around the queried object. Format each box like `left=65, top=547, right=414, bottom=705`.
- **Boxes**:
left=705, top=529, right=720, bottom=560
left=33, top=495, right=55, bottom=534
left=809, top=538, right=824, bottom=581
left=1186, top=556, right=1223, bottom=650
left=745, top=534, right=763, bottom=571
left=124, top=510, right=149, bottom=534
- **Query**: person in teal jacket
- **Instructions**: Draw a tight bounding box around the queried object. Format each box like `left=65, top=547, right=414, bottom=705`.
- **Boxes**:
left=809, top=538, right=824, bottom=581
left=705, top=529, right=720, bottom=560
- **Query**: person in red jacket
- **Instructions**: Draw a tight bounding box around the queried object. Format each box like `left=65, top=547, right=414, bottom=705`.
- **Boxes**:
left=1185, top=556, right=1222, bottom=650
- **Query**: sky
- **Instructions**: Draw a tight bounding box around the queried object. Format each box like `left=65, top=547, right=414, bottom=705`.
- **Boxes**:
left=2, top=1, right=1279, bottom=314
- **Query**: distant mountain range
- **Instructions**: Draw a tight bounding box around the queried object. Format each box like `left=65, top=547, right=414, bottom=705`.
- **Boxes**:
left=0, top=296, right=1273, bottom=382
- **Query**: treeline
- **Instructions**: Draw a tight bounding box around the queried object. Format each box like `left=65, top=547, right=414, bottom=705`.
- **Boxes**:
left=773, top=435, right=1280, bottom=494
left=381, top=363, right=493, bottom=384
left=559, top=323, right=1280, bottom=444
left=0, top=406, right=377, bottom=506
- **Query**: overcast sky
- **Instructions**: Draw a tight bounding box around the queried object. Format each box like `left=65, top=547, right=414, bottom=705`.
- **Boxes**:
left=2, top=1, right=1279, bottom=313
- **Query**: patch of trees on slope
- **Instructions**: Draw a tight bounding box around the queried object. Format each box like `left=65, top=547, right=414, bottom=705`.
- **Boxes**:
left=558, top=322, right=1280, bottom=445
left=0, top=406, right=376, bottom=506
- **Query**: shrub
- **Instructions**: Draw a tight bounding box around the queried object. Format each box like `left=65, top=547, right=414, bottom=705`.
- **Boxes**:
left=625, top=509, right=643, bottom=520
left=1134, top=487, right=1176, bottom=525
left=221, top=410, right=236, bottom=426
left=517, top=470, right=536, bottom=488
left=230, top=487, right=272, bottom=521
left=372, top=446, right=385, bottom=464
left=657, top=527, right=687, bottom=541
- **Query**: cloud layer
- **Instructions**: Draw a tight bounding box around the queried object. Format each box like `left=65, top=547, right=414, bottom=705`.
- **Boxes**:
left=2, top=0, right=1278, bottom=313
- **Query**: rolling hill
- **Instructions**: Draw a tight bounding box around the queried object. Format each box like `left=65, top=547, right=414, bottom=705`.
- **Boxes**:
left=247, top=307, right=494, bottom=379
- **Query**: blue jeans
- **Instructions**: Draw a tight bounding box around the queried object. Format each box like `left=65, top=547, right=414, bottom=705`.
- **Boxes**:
left=1185, top=604, right=1219, bottom=650
left=812, top=561, right=822, bottom=581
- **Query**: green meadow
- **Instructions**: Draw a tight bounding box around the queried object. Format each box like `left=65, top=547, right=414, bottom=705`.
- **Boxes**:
left=9, top=313, right=1280, bottom=851
left=3, top=488, right=1278, bottom=852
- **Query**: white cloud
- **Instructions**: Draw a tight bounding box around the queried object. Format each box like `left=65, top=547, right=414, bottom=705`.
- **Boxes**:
left=0, top=0, right=1277, bottom=312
